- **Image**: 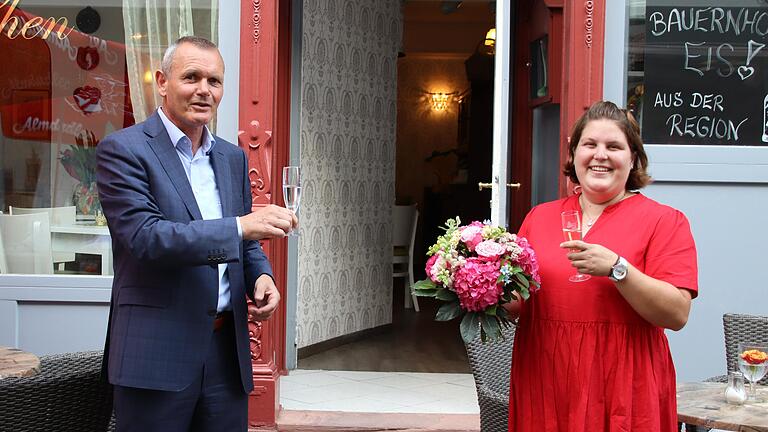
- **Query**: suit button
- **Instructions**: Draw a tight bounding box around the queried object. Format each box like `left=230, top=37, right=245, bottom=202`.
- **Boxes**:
left=207, top=310, right=216, bottom=316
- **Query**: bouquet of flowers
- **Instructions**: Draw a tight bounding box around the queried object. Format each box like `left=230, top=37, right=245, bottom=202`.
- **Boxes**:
left=412, top=218, right=541, bottom=343
left=60, top=130, right=98, bottom=184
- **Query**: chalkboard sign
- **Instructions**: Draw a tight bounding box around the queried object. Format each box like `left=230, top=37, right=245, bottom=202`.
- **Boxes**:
left=643, top=4, right=768, bottom=146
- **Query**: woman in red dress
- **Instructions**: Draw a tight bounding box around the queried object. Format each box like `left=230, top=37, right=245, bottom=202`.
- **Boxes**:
left=507, top=101, right=698, bottom=432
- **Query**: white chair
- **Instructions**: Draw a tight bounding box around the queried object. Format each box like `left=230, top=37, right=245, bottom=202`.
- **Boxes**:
left=10, top=206, right=76, bottom=270
left=0, top=228, right=8, bottom=274
left=10, top=206, right=76, bottom=226
left=0, top=213, right=54, bottom=274
left=393, top=204, right=419, bottom=312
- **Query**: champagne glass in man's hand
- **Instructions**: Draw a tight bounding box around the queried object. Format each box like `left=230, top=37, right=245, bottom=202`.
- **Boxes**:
left=561, top=210, right=591, bottom=282
left=282, top=166, right=301, bottom=236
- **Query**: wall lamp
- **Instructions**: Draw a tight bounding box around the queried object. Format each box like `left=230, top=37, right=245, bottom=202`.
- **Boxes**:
left=429, top=92, right=456, bottom=111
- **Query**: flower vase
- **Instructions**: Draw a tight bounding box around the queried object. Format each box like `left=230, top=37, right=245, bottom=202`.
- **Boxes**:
left=73, top=181, right=101, bottom=217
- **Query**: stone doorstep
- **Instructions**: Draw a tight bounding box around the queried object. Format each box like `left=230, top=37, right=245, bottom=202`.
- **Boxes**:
left=250, top=410, right=481, bottom=432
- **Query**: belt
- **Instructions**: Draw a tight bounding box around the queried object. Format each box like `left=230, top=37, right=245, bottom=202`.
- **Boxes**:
left=213, top=311, right=233, bottom=332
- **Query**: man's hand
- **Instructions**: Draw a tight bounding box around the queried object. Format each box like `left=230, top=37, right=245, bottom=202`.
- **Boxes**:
left=251, top=274, right=280, bottom=321
left=240, top=204, right=299, bottom=240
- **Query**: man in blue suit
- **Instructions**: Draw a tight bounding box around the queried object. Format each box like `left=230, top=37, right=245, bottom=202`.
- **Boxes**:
left=96, top=36, right=297, bottom=432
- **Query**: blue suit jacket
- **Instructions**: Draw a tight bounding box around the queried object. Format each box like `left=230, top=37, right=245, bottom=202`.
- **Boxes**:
left=96, top=111, right=271, bottom=393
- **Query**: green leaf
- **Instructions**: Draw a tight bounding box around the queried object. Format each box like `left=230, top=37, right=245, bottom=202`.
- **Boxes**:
left=480, top=314, right=501, bottom=341
left=484, top=305, right=497, bottom=316
left=460, top=313, right=481, bottom=344
left=411, top=279, right=439, bottom=297
left=514, top=272, right=530, bottom=288
left=435, top=301, right=463, bottom=321
left=435, top=289, right=458, bottom=302
left=412, top=279, right=437, bottom=291
left=517, top=285, right=530, bottom=300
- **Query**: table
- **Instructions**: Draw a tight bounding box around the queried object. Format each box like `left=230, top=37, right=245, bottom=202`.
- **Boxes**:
left=51, top=223, right=112, bottom=276
left=0, top=346, right=40, bottom=379
left=677, top=381, right=768, bottom=431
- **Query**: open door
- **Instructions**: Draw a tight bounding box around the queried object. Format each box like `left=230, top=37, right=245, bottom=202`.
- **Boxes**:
left=502, top=0, right=604, bottom=231
left=488, top=0, right=563, bottom=231
left=507, top=0, right=564, bottom=231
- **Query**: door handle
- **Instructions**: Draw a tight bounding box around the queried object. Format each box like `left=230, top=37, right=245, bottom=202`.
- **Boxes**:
left=478, top=182, right=522, bottom=191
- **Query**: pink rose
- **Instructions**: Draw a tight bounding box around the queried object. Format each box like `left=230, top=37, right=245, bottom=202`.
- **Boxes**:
left=475, top=240, right=506, bottom=260
left=461, top=226, right=483, bottom=251
left=452, top=258, right=503, bottom=312
left=425, top=254, right=440, bottom=283
left=514, top=236, right=541, bottom=287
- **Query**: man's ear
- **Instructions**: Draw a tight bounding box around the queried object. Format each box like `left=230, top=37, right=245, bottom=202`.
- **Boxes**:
left=155, top=70, right=167, bottom=97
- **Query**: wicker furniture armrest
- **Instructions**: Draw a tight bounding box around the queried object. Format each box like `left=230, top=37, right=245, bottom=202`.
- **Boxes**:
left=722, top=313, right=768, bottom=385
left=703, top=374, right=727, bottom=383
left=0, top=350, right=113, bottom=432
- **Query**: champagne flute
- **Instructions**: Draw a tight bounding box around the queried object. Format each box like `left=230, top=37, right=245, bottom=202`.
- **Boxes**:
left=282, top=166, right=301, bottom=236
left=738, top=343, right=768, bottom=401
left=561, top=210, right=591, bottom=282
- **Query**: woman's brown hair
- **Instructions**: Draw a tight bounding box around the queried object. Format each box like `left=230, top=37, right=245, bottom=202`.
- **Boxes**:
left=562, top=101, right=651, bottom=190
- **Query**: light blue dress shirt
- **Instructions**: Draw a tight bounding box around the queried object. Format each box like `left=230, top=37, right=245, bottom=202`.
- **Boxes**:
left=158, top=107, right=236, bottom=313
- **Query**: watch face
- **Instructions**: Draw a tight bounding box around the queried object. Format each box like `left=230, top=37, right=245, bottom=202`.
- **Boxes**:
left=612, top=258, right=628, bottom=280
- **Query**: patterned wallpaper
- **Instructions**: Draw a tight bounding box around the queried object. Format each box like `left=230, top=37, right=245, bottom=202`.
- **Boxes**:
left=296, top=0, right=402, bottom=348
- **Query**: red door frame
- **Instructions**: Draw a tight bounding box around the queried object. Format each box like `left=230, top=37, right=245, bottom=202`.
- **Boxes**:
left=238, top=0, right=292, bottom=427
left=559, top=0, right=605, bottom=196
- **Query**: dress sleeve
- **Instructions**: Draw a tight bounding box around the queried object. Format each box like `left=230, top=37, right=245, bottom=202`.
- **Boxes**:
left=644, top=208, right=699, bottom=298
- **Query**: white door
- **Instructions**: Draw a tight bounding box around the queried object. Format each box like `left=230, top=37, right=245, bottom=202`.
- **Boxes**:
left=489, top=0, right=514, bottom=227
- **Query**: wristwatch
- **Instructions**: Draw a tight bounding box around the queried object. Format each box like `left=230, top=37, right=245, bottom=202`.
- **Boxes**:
left=609, top=256, right=628, bottom=282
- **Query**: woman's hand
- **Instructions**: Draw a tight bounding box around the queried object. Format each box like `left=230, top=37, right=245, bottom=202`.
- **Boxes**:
left=560, top=240, right=618, bottom=276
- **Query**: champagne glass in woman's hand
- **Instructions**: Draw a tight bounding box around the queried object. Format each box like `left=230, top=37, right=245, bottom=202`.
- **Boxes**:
left=282, top=166, right=301, bottom=236
left=561, top=210, right=591, bottom=282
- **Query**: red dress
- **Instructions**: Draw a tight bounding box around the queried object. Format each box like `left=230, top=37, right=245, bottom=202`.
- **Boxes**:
left=508, top=193, right=698, bottom=432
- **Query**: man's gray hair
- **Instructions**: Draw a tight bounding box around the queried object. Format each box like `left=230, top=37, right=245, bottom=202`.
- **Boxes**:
left=160, top=36, right=219, bottom=76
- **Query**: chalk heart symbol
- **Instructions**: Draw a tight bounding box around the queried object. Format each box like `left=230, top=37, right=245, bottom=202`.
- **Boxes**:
left=737, top=66, right=754, bottom=81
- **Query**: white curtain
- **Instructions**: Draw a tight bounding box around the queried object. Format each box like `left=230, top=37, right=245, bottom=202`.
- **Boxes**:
left=122, top=0, right=219, bottom=125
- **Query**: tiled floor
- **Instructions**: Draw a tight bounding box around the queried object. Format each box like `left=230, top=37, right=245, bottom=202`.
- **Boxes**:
left=280, top=369, right=480, bottom=414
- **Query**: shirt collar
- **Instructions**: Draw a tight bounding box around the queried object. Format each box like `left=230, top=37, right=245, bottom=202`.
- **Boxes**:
left=157, top=107, right=216, bottom=155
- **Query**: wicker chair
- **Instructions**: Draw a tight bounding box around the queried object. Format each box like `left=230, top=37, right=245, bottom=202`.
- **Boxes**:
left=705, top=313, right=768, bottom=385
left=464, top=324, right=515, bottom=432
left=0, top=350, right=113, bottom=432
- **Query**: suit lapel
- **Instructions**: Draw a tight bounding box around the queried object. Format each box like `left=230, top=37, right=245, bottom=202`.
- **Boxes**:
left=209, top=144, right=233, bottom=217
left=144, top=113, right=203, bottom=220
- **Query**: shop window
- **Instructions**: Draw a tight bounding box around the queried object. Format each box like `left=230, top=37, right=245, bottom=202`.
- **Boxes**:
left=0, top=1, right=218, bottom=276
left=626, top=1, right=768, bottom=147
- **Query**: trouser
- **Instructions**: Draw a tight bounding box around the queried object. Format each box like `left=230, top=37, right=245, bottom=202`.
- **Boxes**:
left=113, top=316, right=247, bottom=432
